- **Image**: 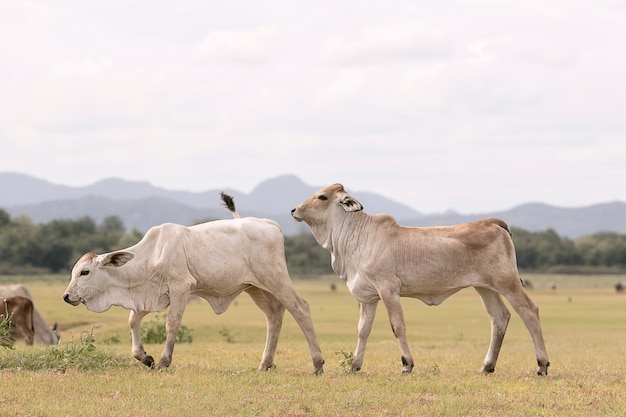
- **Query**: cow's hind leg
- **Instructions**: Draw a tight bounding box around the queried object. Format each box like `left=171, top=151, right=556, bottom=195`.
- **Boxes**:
left=246, top=287, right=285, bottom=372
left=129, top=310, right=154, bottom=368
left=475, top=287, right=511, bottom=373
left=503, top=287, right=550, bottom=375
left=265, top=286, right=325, bottom=375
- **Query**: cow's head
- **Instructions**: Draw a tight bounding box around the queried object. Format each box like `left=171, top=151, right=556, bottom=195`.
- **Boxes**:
left=291, top=183, right=363, bottom=226
left=63, top=251, right=134, bottom=313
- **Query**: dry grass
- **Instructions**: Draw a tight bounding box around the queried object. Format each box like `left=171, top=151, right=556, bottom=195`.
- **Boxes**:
left=1, top=274, right=625, bottom=416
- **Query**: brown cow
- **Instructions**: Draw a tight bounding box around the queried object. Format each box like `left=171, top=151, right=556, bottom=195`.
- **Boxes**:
left=0, top=285, right=58, bottom=345
left=1, top=296, right=35, bottom=346
left=292, top=183, right=550, bottom=376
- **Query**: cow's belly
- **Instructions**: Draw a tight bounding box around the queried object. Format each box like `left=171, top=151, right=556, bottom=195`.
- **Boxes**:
left=193, top=288, right=248, bottom=315
left=407, top=289, right=463, bottom=306
left=397, top=271, right=476, bottom=305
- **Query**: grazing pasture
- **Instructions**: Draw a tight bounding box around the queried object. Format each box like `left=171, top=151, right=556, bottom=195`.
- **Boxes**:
left=1, top=274, right=625, bottom=416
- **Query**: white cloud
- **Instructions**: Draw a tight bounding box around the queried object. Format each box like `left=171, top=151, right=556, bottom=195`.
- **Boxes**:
left=193, top=26, right=281, bottom=65
left=323, top=23, right=455, bottom=66
left=0, top=0, right=625, bottom=213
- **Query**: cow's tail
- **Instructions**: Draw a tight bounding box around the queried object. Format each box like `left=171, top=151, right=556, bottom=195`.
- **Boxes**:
left=220, top=192, right=239, bottom=219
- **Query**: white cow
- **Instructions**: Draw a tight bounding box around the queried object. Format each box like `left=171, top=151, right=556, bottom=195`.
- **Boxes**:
left=63, top=194, right=325, bottom=374
left=291, top=183, right=549, bottom=376
left=0, top=285, right=59, bottom=345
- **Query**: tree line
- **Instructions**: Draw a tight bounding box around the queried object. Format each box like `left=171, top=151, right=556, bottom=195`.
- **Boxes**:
left=1, top=208, right=625, bottom=275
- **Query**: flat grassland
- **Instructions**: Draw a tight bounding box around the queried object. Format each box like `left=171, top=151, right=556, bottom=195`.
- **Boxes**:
left=1, top=274, right=625, bottom=416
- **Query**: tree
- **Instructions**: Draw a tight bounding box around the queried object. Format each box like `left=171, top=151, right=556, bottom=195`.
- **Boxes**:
left=511, top=228, right=540, bottom=269
left=576, top=233, right=626, bottom=267
left=512, top=227, right=581, bottom=270
left=99, top=216, right=126, bottom=233
left=0, top=209, right=9, bottom=229
left=4, top=211, right=626, bottom=275
left=116, top=228, right=144, bottom=248
left=284, top=233, right=332, bottom=275
left=0, top=216, right=39, bottom=267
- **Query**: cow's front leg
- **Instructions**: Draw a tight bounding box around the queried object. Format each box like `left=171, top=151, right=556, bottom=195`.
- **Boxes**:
left=379, top=288, right=414, bottom=374
left=156, top=297, right=188, bottom=370
left=352, top=301, right=378, bottom=372
left=129, top=310, right=154, bottom=368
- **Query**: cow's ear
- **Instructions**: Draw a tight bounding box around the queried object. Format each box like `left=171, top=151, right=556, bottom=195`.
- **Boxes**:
left=339, top=195, right=363, bottom=212
left=100, top=251, right=134, bottom=268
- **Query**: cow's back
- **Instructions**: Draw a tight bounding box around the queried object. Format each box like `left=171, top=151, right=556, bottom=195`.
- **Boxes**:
left=184, top=218, right=289, bottom=287
left=355, top=217, right=517, bottom=286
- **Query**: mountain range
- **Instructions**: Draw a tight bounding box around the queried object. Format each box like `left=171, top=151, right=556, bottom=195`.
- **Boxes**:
left=1, top=172, right=625, bottom=238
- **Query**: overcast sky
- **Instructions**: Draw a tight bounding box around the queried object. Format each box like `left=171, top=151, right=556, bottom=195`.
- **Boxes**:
left=1, top=1, right=625, bottom=214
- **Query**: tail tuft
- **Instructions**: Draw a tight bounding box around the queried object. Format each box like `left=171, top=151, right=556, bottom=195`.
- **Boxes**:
left=220, top=192, right=239, bottom=218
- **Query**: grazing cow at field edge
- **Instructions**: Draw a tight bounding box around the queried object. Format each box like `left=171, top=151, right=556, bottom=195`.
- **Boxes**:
left=1, top=296, right=35, bottom=346
left=0, top=285, right=59, bottom=345
left=291, top=183, right=550, bottom=375
left=63, top=193, right=325, bottom=374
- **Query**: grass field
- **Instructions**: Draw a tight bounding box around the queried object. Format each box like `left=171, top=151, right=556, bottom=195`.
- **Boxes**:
left=1, top=274, right=625, bottom=416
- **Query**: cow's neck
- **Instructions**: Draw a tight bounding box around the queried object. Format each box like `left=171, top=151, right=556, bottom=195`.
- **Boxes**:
left=323, top=211, right=371, bottom=279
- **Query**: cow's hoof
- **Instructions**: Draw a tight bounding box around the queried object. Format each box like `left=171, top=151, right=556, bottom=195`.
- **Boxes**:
left=537, top=360, right=550, bottom=376
left=143, top=355, right=155, bottom=368
left=480, top=365, right=495, bottom=374
left=257, top=363, right=276, bottom=372
left=154, top=360, right=171, bottom=371
left=401, top=357, right=414, bottom=374
left=401, top=356, right=414, bottom=374
left=313, top=359, right=325, bottom=375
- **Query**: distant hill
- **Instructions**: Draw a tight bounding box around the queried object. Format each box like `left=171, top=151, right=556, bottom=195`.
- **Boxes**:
left=405, top=201, right=626, bottom=239
left=1, top=172, right=625, bottom=238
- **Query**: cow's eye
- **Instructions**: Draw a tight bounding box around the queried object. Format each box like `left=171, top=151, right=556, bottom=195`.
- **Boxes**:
left=318, top=195, right=328, bottom=201
left=79, top=270, right=89, bottom=276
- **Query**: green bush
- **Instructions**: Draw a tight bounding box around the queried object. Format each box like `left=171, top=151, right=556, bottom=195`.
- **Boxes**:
left=0, top=326, right=129, bottom=372
left=139, top=314, right=193, bottom=344
left=0, top=305, right=15, bottom=350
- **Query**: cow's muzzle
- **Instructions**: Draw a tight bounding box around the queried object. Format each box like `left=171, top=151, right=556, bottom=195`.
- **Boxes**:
left=290, top=208, right=303, bottom=222
left=63, top=293, right=82, bottom=306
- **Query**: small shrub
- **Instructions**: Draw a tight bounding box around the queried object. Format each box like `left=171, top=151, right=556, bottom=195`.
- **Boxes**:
left=335, top=349, right=354, bottom=373
left=218, top=326, right=237, bottom=343
left=0, top=308, right=15, bottom=350
left=139, top=314, right=193, bottom=344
